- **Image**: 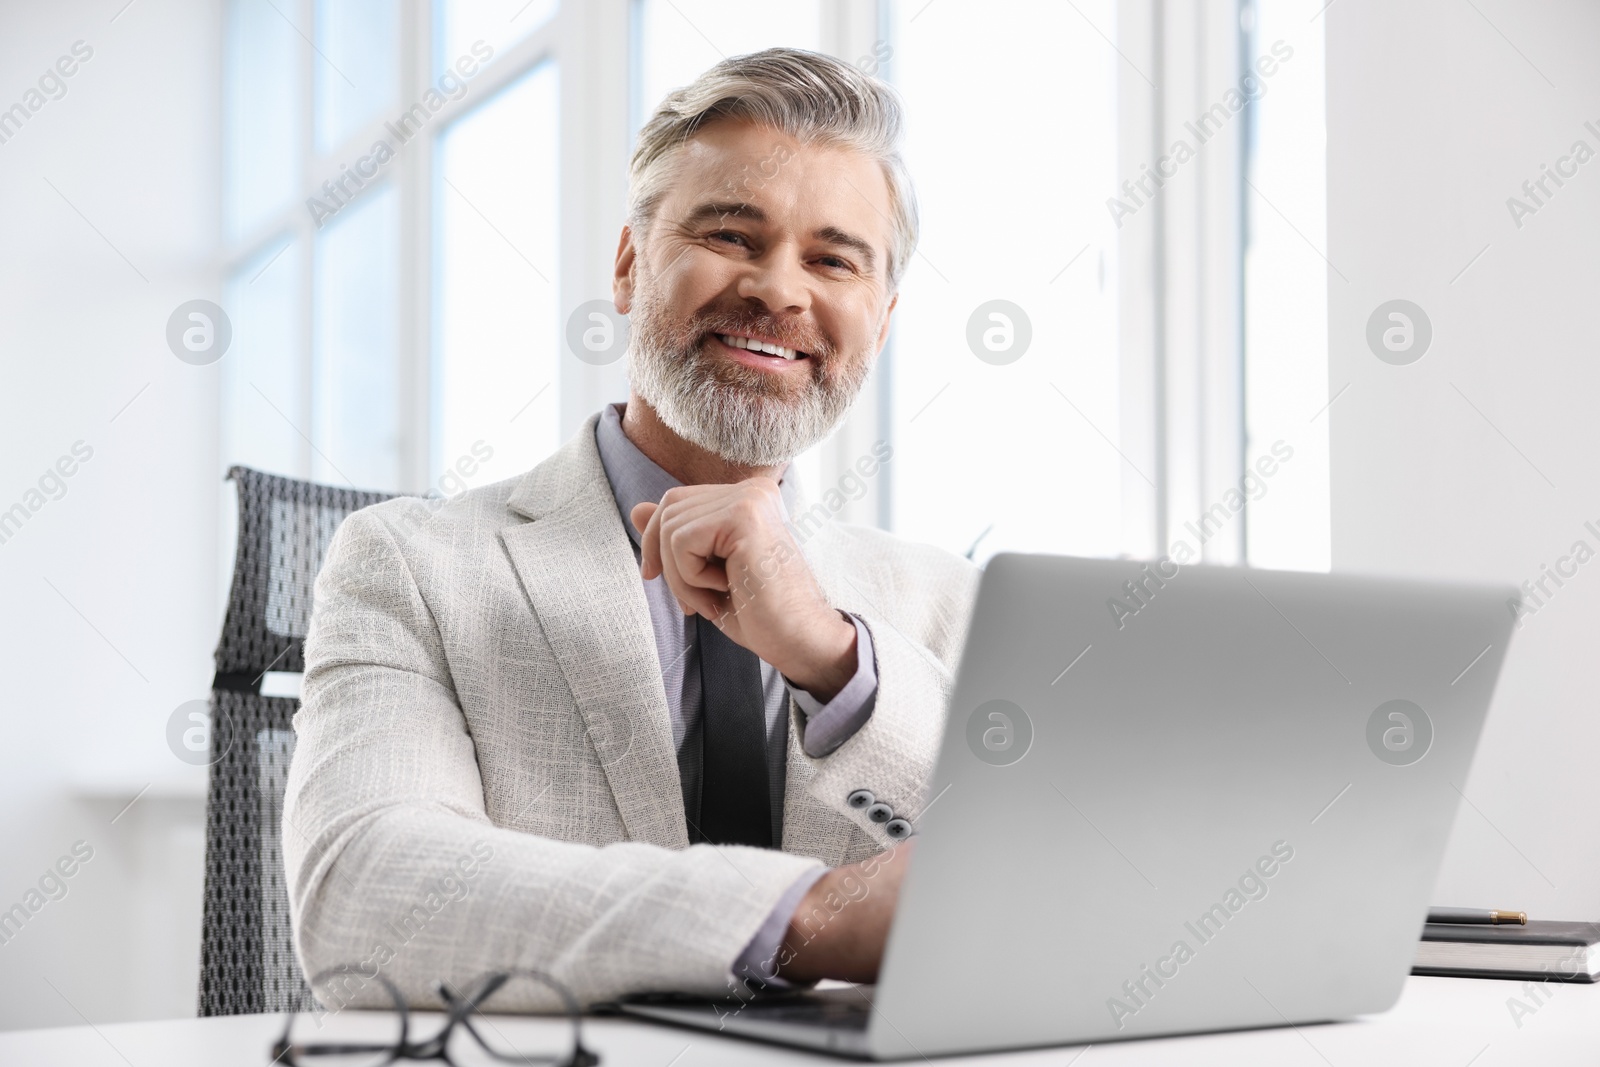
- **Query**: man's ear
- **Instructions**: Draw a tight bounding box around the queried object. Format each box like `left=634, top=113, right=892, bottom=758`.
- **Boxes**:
left=613, top=224, right=638, bottom=313
left=875, top=292, right=899, bottom=354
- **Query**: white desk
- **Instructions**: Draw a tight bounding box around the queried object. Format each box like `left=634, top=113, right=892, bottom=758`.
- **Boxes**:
left=0, top=976, right=1593, bottom=1065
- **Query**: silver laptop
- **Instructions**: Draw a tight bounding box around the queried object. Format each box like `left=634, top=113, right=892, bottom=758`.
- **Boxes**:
left=619, top=553, right=1517, bottom=1059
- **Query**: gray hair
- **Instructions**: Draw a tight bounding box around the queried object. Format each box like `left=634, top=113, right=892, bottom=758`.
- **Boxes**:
left=628, top=46, right=918, bottom=292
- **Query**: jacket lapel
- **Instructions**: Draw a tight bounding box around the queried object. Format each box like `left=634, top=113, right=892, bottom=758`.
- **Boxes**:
left=498, top=419, right=688, bottom=849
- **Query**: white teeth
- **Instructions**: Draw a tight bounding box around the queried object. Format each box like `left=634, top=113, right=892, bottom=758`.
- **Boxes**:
left=719, top=334, right=800, bottom=360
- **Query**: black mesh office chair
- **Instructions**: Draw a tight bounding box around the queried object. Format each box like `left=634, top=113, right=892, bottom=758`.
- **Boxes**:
left=199, top=466, right=396, bottom=1016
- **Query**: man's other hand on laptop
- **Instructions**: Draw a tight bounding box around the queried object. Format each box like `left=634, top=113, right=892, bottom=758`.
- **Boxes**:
left=631, top=482, right=859, bottom=703
left=775, top=838, right=917, bottom=984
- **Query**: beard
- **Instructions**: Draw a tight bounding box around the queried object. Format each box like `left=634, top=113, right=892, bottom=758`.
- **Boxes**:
left=625, top=269, right=874, bottom=468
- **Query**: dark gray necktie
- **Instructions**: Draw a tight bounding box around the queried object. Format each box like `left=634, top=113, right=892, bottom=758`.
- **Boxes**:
left=694, top=614, right=771, bottom=847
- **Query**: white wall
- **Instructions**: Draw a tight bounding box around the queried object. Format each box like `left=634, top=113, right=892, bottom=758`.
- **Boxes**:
left=0, top=0, right=219, bottom=1029
left=1328, top=0, right=1599, bottom=916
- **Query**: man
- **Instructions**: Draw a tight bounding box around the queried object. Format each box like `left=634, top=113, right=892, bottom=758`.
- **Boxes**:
left=284, top=47, right=977, bottom=1010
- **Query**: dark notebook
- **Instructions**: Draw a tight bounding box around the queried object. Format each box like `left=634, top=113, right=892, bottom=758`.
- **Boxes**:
left=1414, top=920, right=1600, bottom=983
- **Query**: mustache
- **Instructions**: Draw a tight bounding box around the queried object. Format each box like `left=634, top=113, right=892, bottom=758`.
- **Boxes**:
left=691, top=310, right=831, bottom=359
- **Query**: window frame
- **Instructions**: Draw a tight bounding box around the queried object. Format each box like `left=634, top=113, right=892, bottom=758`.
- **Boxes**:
left=1115, top=0, right=1249, bottom=564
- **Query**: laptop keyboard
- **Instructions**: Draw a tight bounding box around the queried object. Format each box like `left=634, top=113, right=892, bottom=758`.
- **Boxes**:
left=732, top=987, right=873, bottom=1029
left=620, top=984, right=875, bottom=1032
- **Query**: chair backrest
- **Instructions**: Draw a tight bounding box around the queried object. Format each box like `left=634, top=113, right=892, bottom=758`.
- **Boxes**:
left=199, top=466, right=396, bottom=1016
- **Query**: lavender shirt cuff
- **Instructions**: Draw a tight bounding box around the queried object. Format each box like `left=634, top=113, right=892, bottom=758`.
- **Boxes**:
left=785, top=613, right=878, bottom=758
left=730, top=865, right=829, bottom=989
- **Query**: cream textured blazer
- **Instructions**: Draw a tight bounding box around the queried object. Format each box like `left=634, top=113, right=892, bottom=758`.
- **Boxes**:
left=283, top=413, right=979, bottom=1009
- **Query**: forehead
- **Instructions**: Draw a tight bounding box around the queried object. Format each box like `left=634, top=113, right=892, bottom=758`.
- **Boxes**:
left=657, top=118, right=893, bottom=251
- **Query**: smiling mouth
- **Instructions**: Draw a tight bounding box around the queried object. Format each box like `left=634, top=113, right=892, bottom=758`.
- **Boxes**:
left=712, top=332, right=810, bottom=361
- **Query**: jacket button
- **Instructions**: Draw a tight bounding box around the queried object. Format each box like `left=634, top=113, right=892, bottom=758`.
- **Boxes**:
left=846, top=789, right=875, bottom=810
left=885, top=818, right=913, bottom=840
left=865, top=802, right=894, bottom=824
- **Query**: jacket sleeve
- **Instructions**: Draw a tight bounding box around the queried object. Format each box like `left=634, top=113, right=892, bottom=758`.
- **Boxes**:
left=799, top=536, right=982, bottom=851
left=282, top=506, right=823, bottom=1012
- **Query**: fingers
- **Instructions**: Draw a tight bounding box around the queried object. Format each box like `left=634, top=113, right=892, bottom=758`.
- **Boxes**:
left=628, top=480, right=785, bottom=622
left=630, top=501, right=662, bottom=579
left=660, top=498, right=736, bottom=590
left=634, top=496, right=733, bottom=595
left=629, top=501, right=657, bottom=540
left=657, top=503, right=734, bottom=618
left=636, top=490, right=732, bottom=616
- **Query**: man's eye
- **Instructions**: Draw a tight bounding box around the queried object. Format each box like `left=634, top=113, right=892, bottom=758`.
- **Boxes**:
left=818, top=255, right=852, bottom=271
left=708, top=230, right=749, bottom=246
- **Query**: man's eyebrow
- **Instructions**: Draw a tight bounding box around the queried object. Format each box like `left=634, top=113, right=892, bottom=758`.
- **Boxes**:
left=813, top=226, right=877, bottom=271
left=683, top=201, right=766, bottom=225
left=680, top=202, right=879, bottom=271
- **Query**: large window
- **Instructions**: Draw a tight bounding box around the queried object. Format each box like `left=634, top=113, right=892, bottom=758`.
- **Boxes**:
left=224, top=0, right=299, bottom=242
left=218, top=0, right=1327, bottom=572
left=223, top=0, right=406, bottom=495
left=1242, top=0, right=1330, bottom=571
left=312, top=184, right=401, bottom=490
left=312, top=1, right=399, bottom=155
left=221, top=0, right=566, bottom=500
left=434, top=62, right=561, bottom=491
left=886, top=0, right=1121, bottom=562
left=438, top=0, right=557, bottom=63
left=222, top=237, right=302, bottom=477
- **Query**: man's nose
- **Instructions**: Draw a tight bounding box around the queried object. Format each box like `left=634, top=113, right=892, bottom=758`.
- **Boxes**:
left=734, top=245, right=812, bottom=315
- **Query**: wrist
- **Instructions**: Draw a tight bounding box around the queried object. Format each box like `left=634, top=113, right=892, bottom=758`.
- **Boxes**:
left=778, top=868, right=849, bottom=983
left=776, top=611, right=857, bottom=703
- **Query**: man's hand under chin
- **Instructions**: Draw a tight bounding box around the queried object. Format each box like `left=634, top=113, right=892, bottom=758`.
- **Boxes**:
left=630, top=479, right=858, bottom=703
